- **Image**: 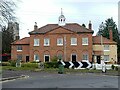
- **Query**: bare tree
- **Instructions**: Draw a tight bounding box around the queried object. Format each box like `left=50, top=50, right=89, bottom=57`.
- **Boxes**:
left=0, top=0, right=17, bottom=27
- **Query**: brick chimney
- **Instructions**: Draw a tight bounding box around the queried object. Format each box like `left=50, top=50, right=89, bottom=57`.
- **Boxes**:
left=88, top=20, right=92, bottom=30
left=34, top=22, right=38, bottom=30
left=108, top=26, right=113, bottom=40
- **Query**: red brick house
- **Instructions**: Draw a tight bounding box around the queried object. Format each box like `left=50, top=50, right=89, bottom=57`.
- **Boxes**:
left=11, top=12, right=117, bottom=64
left=11, top=11, right=94, bottom=62
left=11, top=37, right=30, bottom=62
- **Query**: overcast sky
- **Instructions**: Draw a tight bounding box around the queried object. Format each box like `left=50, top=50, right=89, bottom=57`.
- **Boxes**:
left=15, top=0, right=120, bottom=38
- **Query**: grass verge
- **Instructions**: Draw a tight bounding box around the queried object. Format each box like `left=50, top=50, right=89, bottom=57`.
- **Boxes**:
left=1, top=66, right=119, bottom=76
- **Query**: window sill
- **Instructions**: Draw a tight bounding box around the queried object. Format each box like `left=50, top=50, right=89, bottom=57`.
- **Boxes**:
left=44, top=45, right=50, bottom=47
left=34, top=60, right=39, bottom=62
left=17, top=50, right=22, bottom=52
left=82, top=60, right=89, bottom=61
left=82, top=44, right=88, bottom=46
left=57, top=44, right=63, bottom=46
left=71, top=44, right=77, bottom=46
left=104, top=61, right=110, bottom=62
left=34, top=45, right=39, bottom=47
left=104, top=50, right=110, bottom=51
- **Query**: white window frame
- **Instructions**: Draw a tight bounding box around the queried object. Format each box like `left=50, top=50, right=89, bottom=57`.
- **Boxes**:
left=34, top=39, right=39, bottom=46
left=44, top=38, right=50, bottom=46
left=71, top=38, right=77, bottom=46
left=44, top=55, right=50, bottom=62
left=104, top=45, right=110, bottom=51
left=17, top=45, right=22, bottom=51
left=82, top=38, right=88, bottom=45
left=57, top=38, right=63, bottom=46
left=34, top=54, right=39, bottom=62
left=104, top=55, right=109, bottom=62
left=82, top=54, right=89, bottom=60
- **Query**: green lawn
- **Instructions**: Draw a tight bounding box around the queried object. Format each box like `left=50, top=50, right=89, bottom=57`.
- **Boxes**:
left=1, top=66, right=119, bottom=76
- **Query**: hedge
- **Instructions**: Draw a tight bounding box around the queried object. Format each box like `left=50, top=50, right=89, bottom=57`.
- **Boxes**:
left=2, top=62, right=11, bottom=66
left=44, top=62, right=58, bottom=68
left=21, top=63, right=38, bottom=68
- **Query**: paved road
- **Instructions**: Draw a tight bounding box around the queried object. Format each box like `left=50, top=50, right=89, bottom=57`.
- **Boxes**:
left=2, top=72, right=118, bottom=88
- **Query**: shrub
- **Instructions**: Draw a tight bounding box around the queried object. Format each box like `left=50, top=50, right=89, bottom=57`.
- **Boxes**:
left=21, top=63, right=38, bottom=68
left=115, top=66, right=118, bottom=71
left=2, top=62, right=11, bottom=66
left=30, top=61, right=37, bottom=63
left=44, top=62, right=58, bottom=68
left=111, top=64, right=115, bottom=70
left=8, top=60, right=16, bottom=67
left=51, top=56, right=58, bottom=62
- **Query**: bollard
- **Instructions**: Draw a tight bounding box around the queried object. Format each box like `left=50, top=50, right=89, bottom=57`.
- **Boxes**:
left=58, top=64, right=64, bottom=74
left=101, top=60, right=106, bottom=73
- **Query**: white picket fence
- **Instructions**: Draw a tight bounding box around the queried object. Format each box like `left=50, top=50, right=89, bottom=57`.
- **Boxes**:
left=92, top=64, right=119, bottom=70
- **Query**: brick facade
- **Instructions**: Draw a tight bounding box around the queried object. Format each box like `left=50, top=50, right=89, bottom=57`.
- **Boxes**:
left=11, top=23, right=117, bottom=64
left=29, top=27, right=93, bottom=62
left=11, top=23, right=94, bottom=62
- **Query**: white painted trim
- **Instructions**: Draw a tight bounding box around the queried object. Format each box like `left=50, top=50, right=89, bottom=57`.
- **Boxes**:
left=34, top=44, right=39, bottom=46
left=71, top=44, right=77, bottom=46
left=82, top=44, right=88, bottom=46
left=57, top=44, right=63, bottom=46
left=104, top=50, right=110, bottom=51
left=104, top=61, right=110, bottom=62
left=44, top=44, right=50, bottom=46
left=17, top=50, right=22, bottom=52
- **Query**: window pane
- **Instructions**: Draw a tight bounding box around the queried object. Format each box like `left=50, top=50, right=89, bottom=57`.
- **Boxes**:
left=82, top=54, right=88, bottom=60
left=57, top=38, right=63, bottom=45
left=71, top=38, right=77, bottom=45
left=82, top=38, right=88, bottom=45
left=44, top=38, right=50, bottom=46
left=17, top=46, right=22, bottom=51
left=34, top=54, right=39, bottom=61
left=104, top=45, right=109, bottom=50
left=34, top=39, right=39, bottom=46
left=104, top=55, right=109, bottom=61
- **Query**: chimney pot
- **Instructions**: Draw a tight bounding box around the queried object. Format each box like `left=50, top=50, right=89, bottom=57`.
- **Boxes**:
left=34, top=22, right=38, bottom=30
left=88, top=20, right=92, bottom=30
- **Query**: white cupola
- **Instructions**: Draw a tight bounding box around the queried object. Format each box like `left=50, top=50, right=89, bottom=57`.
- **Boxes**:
left=58, top=8, right=66, bottom=26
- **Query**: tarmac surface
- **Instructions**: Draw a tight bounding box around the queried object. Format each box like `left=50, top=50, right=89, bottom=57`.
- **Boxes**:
left=2, top=70, right=119, bottom=88
left=1, top=70, right=120, bottom=90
